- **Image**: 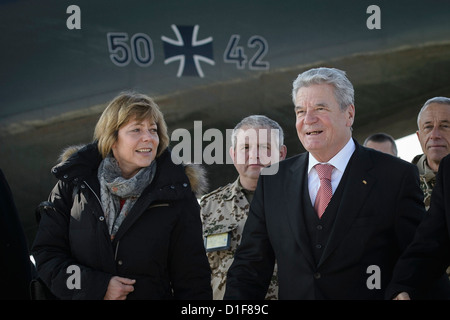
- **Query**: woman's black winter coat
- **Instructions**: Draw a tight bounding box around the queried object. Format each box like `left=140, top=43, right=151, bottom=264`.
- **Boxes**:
left=32, top=143, right=212, bottom=299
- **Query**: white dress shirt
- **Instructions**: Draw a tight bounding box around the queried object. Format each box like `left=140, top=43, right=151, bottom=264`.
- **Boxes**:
left=308, top=138, right=356, bottom=206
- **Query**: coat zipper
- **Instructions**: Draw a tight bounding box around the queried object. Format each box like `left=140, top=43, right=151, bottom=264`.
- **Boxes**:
left=83, top=180, right=103, bottom=209
left=114, top=241, right=120, bottom=261
left=83, top=180, right=121, bottom=262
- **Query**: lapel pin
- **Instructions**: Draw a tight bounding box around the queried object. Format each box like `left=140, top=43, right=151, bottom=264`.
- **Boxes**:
left=362, top=180, right=367, bottom=185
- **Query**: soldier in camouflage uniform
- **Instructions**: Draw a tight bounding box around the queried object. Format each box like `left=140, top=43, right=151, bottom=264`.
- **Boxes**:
left=200, top=115, right=287, bottom=300
left=414, top=97, right=450, bottom=210
left=415, top=97, right=450, bottom=277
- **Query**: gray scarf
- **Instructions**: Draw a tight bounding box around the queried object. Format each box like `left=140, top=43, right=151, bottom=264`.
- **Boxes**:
left=98, top=156, right=156, bottom=239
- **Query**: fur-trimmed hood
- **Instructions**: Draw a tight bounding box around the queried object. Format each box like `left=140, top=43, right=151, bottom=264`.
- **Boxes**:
left=54, top=143, right=209, bottom=198
left=183, top=162, right=208, bottom=197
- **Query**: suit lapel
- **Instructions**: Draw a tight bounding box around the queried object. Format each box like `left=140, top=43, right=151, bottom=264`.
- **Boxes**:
left=285, top=153, right=316, bottom=268
left=318, top=143, right=375, bottom=267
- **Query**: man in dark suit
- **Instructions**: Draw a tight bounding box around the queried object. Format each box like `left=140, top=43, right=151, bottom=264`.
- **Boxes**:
left=224, top=67, right=431, bottom=299
left=0, top=168, right=33, bottom=299
left=387, top=154, right=450, bottom=300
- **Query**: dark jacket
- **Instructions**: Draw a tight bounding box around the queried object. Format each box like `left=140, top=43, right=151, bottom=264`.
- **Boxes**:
left=0, top=169, right=33, bottom=299
left=31, top=143, right=212, bottom=300
left=386, top=154, right=450, bottom=299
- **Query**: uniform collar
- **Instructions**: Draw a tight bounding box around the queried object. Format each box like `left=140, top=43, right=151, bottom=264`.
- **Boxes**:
left=416, top=154, right=437, bottom=182
left=222, top=176, right=246, bottom=201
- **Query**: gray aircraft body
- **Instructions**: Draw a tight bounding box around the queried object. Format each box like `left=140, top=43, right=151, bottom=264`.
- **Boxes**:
left=1, top=0, right=450, bottom=245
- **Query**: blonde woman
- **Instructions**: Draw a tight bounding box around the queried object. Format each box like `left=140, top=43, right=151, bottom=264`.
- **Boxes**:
left=32, top=92, right=211, bottom=300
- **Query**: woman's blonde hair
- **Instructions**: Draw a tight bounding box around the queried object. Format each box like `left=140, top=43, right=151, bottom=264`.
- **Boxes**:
left=94, top=91, right=169, bottom=158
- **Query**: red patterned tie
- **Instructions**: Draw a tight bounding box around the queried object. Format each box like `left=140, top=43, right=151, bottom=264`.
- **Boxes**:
left=314, top=164, right=334, bottom=218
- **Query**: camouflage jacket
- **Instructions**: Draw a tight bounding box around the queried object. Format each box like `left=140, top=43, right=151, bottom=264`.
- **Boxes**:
left=412, top=154, right=436, bottom=210
left=200, top=177, right=278, bottom=300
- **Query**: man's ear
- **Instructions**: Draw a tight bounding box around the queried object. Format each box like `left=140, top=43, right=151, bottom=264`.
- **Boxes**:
left=346, top=104, right=355, bottom=127
left=229, top=146, right=235, bottom=164
left=279, top=145, right=287, bottom=161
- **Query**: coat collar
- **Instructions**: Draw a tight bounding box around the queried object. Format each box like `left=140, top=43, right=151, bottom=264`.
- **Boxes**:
left=52, top=143, right=207, bottom=197
left=51, top=143, right=207, bottom=242
left=51, top=142, right=102, bottom=183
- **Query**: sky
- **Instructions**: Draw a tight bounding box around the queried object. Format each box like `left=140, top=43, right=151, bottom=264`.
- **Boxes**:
left=395, top=133, right=422, bottom=162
